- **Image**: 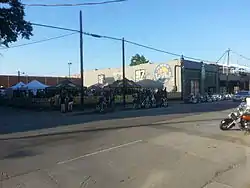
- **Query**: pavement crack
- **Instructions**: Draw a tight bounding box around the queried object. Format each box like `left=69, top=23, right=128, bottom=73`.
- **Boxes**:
left=200, top=161, right=243, bottom=188
left=80, top=176, right=92, bottom=188
left=46, top=170, right=60, bottom=187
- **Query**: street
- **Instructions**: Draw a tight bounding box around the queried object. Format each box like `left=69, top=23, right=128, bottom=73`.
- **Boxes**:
left=1, top=101, right=250, bottom=188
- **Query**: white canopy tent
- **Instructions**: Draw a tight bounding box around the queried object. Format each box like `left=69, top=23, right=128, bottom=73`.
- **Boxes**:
left=25, top=80, right=48, bottom=90
left=11, top=82, right=26, bottom=90
left=25, top=80, right=49, bottom=90
left=24, top=80, right=49, bottom=95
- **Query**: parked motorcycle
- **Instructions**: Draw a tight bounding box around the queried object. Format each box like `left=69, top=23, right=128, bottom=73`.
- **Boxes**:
left=141, top=96, right=152, bottom=109
left=220, top=103, right=250, bottom=131
left=161, top=98, right=168, bottom=107
left=132, top=95, right=141, bottom=109
left=187, top=94, right=198, bottom=104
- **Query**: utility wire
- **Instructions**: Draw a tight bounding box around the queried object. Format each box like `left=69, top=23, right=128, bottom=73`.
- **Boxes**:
left=0, top=32, right=77, bottom=50
left=215, top=50, right=228, bottom=64
left=7, top=22, right=218, bottom=63
left=23, top=0, right=127, bottom=7
left=31, top=23, right=122, bottom=41
left=125, top=39, right=215, bottom=63
left=231, top=50, right=250, bottom=61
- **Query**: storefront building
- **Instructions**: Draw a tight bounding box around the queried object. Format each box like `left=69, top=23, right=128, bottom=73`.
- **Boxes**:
left=82, top=58, right=250, bottom=100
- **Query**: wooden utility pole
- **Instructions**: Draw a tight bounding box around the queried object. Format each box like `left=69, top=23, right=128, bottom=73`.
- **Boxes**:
left=79, top=11, right=84, bottom=107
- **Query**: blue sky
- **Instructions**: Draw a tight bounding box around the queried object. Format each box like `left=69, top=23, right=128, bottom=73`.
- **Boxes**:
left=1, top=0, right=250, bottom=76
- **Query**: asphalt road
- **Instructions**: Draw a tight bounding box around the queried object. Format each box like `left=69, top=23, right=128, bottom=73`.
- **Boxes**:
left=1, top=101, right=250, bottom=188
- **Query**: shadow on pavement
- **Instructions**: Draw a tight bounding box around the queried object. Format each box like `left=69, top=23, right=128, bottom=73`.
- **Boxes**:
left=0, top=149, right=40, bottom=160
left=0, top=101, right=239, bottom=136
left=0, top=117, right=224, bottom=140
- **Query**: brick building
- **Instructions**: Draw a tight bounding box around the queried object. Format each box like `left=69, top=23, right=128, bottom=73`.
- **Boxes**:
left=0, top=75, right=81, bottom=88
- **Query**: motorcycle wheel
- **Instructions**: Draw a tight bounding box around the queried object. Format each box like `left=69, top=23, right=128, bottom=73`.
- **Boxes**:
left=220, top=118, right=235, bottom=130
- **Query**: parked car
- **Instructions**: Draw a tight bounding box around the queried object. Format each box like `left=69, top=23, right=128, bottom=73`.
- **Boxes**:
left=233, top=91, right=250, bottom=102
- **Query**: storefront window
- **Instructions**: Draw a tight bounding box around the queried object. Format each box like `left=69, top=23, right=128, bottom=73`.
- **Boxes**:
left=190, top=80, right=200, bottom=95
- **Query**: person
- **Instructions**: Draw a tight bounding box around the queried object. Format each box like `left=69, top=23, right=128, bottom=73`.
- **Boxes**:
left=68, top=94, right=74, bottom=112
left=60, top=93, right=66, bottom=113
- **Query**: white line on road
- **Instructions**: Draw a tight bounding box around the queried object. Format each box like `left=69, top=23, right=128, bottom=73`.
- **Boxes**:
left=57, top=139, right=143, bottom=165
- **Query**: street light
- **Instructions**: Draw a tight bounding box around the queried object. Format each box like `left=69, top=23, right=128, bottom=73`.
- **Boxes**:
left=17, top=70, right=26, bottom=82
left=68, top=62, right=72, bottom=78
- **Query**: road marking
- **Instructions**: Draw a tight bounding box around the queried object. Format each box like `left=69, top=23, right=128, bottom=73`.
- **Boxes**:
left=57, top=140, right=143, bottom=165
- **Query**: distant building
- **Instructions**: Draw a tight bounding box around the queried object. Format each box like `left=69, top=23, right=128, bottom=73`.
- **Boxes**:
left=0, top=75, right=81, bottom=88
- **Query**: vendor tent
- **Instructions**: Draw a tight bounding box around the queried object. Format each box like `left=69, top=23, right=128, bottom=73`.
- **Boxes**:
left=11, top=82, right=26, bottom=90
left=136, top=79, right=163, bottom=89
left=25, top=80, right=48, bottom=90
left=108, top=78, right=141, bottom=88
left=88, top=83, right=108, bottom=90
left=55, top=79, right=81, bottom=89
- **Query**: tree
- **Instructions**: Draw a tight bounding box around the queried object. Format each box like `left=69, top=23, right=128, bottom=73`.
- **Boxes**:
left=130, top=54, right=150, bottom=66
left=0, top=0, right=33, bottom=47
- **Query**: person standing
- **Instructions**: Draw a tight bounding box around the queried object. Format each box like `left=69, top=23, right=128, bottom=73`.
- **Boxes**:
left=68, top=94, right=74, bottom=112
left=60, top=92, right=66, bottom=113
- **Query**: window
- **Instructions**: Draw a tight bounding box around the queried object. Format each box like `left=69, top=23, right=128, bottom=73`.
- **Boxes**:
left=190, top=80, right=200, bottom=95
left=98, top=74, right=105, bottom=84
left=135, top=69, right=146, bottom=81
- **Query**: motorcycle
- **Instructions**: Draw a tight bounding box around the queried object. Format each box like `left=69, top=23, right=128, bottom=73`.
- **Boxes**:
left=187, top=94, right=198, bottom=104
left=220, top=103, right=250, bottom=131
left=141, top=96, right=152, bottom=109
left=161, top=98, right=168, bottom=107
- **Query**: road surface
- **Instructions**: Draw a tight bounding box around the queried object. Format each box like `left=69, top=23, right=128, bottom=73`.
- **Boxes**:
left=1, top=101, right=250, bottom=188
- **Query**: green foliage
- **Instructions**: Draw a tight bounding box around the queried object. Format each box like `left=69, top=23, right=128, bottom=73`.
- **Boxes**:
left=130, top=54, right=150, bottom=66
left=0, top=0, right=33, bottom=47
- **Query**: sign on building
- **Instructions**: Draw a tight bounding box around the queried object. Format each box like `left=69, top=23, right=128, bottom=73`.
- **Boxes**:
left=154, top=64, right=173, bottom=83
left=135, top=69, right=146, bottom=81
left=98, top=74, right=105, bottom=84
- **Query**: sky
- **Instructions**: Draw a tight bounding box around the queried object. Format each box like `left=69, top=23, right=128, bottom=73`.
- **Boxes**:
left=1, top=0, right=250, bottom=76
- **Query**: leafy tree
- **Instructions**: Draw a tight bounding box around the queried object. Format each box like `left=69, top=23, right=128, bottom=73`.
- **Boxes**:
left=0, top=0, right=33, bottom=47
left=130, top=54, right=150, bottom=66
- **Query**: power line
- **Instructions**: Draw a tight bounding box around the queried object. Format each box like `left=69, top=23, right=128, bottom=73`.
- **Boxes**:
left=124, top=39, right=215, bottom=63
left=31, top=23, right=122, bottom=41
left=215, top=50, right=228, bottom=64
left=0, top=32, right=77, bottom=50
left=28, top=22, right=217, bottom=63
left=23, top=0, right=127, bottom=7
left=124, top=39, right=180, bottom=57
left=231, top=50, right=250, bottom=61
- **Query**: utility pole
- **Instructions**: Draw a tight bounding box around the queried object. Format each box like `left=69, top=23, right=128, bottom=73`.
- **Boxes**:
left=226, top=48, right=230, bottom=93
left=122, top=38, right=126, bottom=108
left=79, top=10, right=84, bottom=107
left=68, top=62, right=72, bottom=78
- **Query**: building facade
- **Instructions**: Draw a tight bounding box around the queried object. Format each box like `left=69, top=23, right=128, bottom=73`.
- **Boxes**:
left=83, top=58, right=250, bottom=99
left=84, top=59, right=182, bottom=92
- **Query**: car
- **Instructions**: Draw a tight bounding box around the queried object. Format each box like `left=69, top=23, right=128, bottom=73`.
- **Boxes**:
left=233, top=91, right=250, bottom=102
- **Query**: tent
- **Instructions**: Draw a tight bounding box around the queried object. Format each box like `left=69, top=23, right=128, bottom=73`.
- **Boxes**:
left=11, top=82, right=26, bottom=90
left=55, top=79, right=81, bottom=89
left=25, top=80, right=48, bottom=90
left=108, top=78, right=141, bottom=88
left=88, top=83, right=108, bottom=90
left=136, top=79, right=163, bottom=89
